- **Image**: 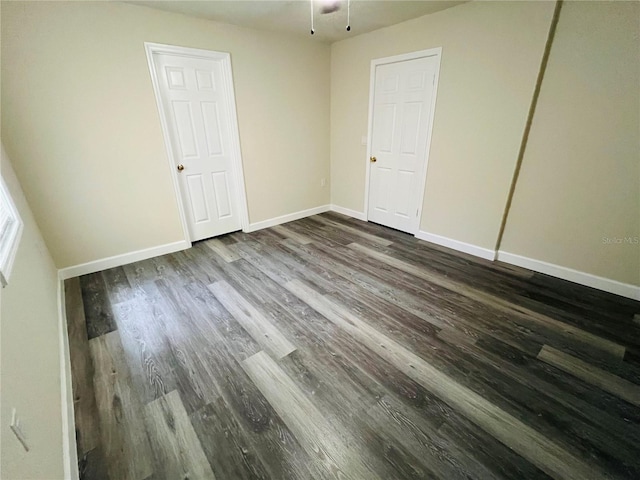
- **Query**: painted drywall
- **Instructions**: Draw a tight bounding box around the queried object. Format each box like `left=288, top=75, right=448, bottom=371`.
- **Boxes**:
left=500, top=1, right=640, bottom=286
left=0, top=146, right=64, bottom=479
left=330, top=0, right=556, bottom=249
left=1, top=1, right=330, bottom=269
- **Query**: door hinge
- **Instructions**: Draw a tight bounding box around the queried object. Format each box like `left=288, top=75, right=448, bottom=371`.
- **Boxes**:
left=432, top=75, right=435, bottom=85
left=416, top=209, right=419, bottom=217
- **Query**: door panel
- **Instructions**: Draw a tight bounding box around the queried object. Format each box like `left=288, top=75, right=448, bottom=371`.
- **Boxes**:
left=201, top=102, right=224, bottom=157
left=395, top=170, right=414, bottom=218
left=212, top=172, right=232, bottom=219
left=195, top=70, right=215, bottom=90
left=374, top=167, right=392, bottom=213
left=368, top=55, right=438, bottom=234
left=172, top=101, right=198, bottom=158
left=400, top=102, right=422, bottom=155
left=374, top=104, right=397, bottom=153
left=153, top=52, right=242, bottom=241
left=186, top=174, right=210, bottom=223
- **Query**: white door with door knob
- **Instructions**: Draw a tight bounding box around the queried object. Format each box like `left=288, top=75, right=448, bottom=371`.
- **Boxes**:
left=147, top=44, right=247, bottom=242
left=367, top=51, right=440, bottom=234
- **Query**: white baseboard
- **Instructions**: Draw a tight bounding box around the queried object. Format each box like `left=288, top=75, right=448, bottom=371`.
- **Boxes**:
left=58, top=240, right=191, bottom=280
left=496, top=251, right=640, bottom=301
left=416, top=230, right=497, bottom=261
left=329, top=205, right=367, bottom=221
left=244, top=205, right=330, bottom=233
left=58, top=280, right=79, bottom=480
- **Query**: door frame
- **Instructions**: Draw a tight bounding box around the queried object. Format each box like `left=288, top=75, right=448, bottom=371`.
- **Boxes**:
left=363, top=47, right=442, bottom=235
left=144, top=42, right=250, bottom=243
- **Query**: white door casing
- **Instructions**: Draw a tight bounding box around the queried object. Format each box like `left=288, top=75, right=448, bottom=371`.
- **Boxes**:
left=145, top=43, right=248, bottom=242
left=365, top=49, right=441, bottom=235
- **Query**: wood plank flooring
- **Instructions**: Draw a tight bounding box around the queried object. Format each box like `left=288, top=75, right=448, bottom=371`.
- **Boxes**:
left=66, top=212, right=640, bottom=480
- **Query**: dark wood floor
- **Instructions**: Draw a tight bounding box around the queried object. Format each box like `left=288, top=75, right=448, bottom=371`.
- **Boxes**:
left=65, top=212, right=640, bottom=480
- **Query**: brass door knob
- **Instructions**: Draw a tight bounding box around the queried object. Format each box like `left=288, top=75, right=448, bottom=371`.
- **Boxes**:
left=177, top=164, right=184, bottom=171
left=370, top=156, right=377, bottom=163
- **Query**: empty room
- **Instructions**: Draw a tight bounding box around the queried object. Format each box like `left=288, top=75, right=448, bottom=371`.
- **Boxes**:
left=1, top=0, right=639, bottom=479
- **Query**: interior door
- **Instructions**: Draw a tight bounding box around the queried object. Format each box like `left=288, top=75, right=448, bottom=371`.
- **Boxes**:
left=152, top=52, right=242, bottom=241
left=367, top=55, right=438, bottom=234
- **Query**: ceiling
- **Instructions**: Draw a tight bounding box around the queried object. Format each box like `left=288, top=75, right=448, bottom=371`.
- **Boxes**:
left=128, top=0, right=466, bottom=43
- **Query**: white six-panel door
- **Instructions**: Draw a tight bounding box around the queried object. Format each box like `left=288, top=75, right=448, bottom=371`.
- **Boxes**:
left=367, top=54, right=439, bottom=234
left=151, top=50, right=243, bottom=242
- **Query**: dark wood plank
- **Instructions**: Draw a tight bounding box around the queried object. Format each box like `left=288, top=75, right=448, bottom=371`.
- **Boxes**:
left=64, top=277, right=101, bottom=457
left=80, top=272, right=117, bottom=339
left=89, top=331, right=154, bottom=480
left=66, top=214, right=640, bottom=480
left=78, top=446, right=110, bottom=480
left=284, top=278, right=608, bottom=480
left=190, top=398, right=272, bottom=480
left=363, top=394, right=504, bottom=479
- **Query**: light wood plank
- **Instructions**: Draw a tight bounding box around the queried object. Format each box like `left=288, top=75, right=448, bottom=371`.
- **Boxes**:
left=437, top=327, right=478, bottom=346
left=311, top=215, right=394, bottom=247
left=102, top=266, right=134, bottom=304
left=348, top=243, right=625, bottom=359
left=205, top=238, right=241, bottom=262
left=285, top=279, right=609, bottom=480
left=271, top=224, right=313, bottom=245
left=538, top=345, right=640, bottom=407
left=153, top=280, right=224, bottom=412
left=145, top=390, right=216, bottom=479
left=208, top=280, right=296, bottom=359
left=365, top=395, right=499, bottom=479
left=241, top=350, right=382, bottom=480
left=111, top=300, right=176, bottom=404
left=90, top=331, right=154, bottom=480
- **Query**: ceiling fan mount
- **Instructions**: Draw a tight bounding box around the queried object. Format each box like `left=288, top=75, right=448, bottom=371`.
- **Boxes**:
left=320, top=1, right=341, bottom=15
left=311, top=0, right=351, bottom=35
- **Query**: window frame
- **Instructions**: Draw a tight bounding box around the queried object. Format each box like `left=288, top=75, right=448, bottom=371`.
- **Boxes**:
left=0, top=177, right=24, bottom=287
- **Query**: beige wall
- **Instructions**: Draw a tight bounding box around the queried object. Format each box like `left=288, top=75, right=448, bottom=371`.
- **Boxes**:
left=1, top=1, right=330, bottom=269
left=2, top=0, right=636, bottom=287
left=0, top=146, right=65, bottom=479
left=501, top=1, right=640, bottom=286
left=330, top=0, right=556, bottom=249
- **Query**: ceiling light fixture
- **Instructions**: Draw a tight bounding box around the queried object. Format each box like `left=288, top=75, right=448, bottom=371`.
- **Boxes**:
left=310, top=0, right=351, bottom=35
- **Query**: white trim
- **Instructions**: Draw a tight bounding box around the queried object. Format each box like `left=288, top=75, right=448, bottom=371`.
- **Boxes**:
left=144, top=43, right=191, bottom=243
left=245, top=205, right=330, bottom=233
left=144, top=42, right=249, bottom=242
left=58, top=240, right=190, bottom=280
left=221, top=54, right=251, bottom=232
left=364, top=47, right=443, bottom=234
left=416, top=230, right=497, bottom=261
left=58, top=280, right=79, bottom=480
left=329, top=205, right=367, bottom=221
left=497, top=251, right=640, bottom=301
left=414, top=50, right=442, bottom=235
left=0, top=176, right=24, bottom=287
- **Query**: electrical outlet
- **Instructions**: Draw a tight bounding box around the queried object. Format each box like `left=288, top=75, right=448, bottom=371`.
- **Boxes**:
left=10, top=408, right=29, bottom=452
left=320, top=178, right=327, bottom=187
